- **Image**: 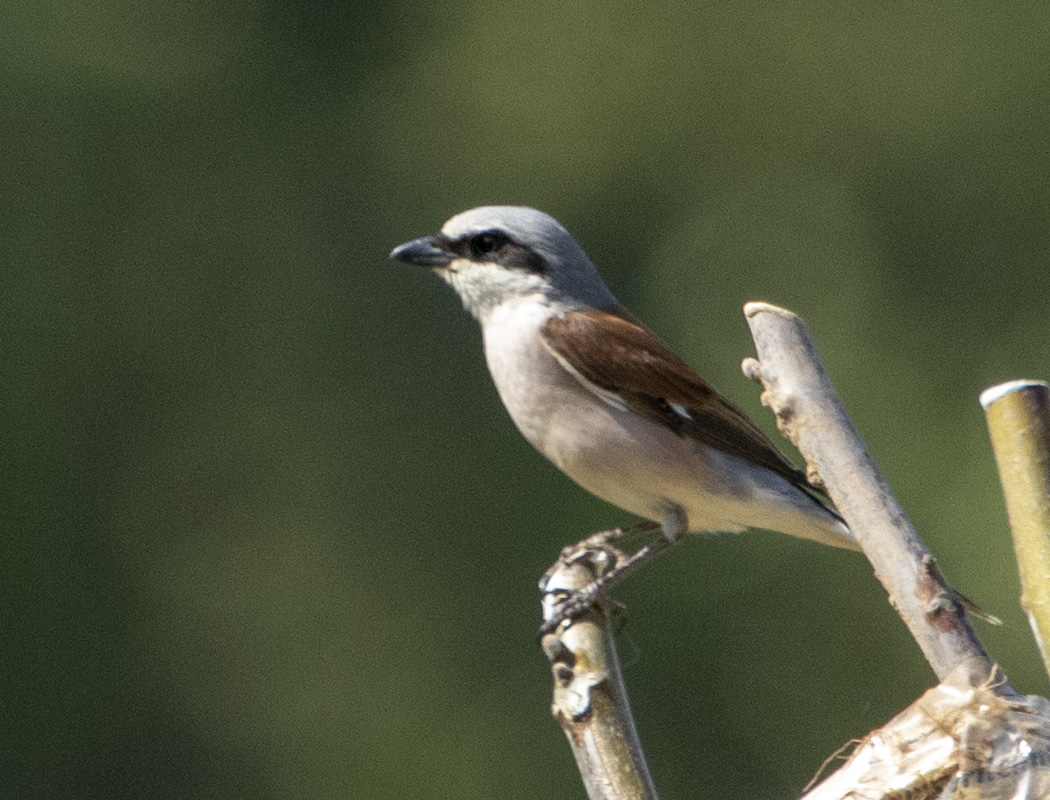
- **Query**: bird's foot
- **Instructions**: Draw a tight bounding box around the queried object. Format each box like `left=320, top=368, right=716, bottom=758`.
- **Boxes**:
left=540, top=588, right=630, bottom=637
left=538, top=521, right=677, bottom=636
left=539, top=521, right=658, bottom=594
left=578, top=520, right=660, bottom=551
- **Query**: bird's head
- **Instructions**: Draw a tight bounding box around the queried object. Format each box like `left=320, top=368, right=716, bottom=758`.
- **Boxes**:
left=391, top=206, right=617, bottom=322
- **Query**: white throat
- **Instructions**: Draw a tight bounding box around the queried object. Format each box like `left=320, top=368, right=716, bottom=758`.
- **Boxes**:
left=437, top=260, right=550, bottom=324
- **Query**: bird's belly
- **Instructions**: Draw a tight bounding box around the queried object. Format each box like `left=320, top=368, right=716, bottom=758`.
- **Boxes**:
left=486, top=344, right=744, bottom=529
left=546, top=405, right=752, bottom=531
left=550, top=403, right=853, bottom=545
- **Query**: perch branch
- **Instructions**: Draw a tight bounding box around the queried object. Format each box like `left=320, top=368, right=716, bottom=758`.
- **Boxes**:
left=540, top=547, right=658, bottom=800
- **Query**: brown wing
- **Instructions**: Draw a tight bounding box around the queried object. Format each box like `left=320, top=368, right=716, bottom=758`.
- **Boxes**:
left=542, top=307, right=809, bottom=488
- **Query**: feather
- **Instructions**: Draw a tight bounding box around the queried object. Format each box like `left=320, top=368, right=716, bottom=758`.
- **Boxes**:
left=541, top=307, right=812, bottom=490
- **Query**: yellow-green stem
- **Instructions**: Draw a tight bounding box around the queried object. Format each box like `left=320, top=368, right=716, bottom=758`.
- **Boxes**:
left=982, top=380, right=1050, bottom=679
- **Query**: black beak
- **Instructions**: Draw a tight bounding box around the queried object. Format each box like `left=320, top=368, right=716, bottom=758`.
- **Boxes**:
left=390, top=235, right=454, bottom=268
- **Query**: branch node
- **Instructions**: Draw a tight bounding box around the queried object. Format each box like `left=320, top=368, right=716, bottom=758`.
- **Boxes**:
left=541, top=634, right=575, bottom=670
left=805, top=466, right=828, bottom=491
left=741, top=356, right=763, bottom=383
left=742, top=349, right=802, bottom=447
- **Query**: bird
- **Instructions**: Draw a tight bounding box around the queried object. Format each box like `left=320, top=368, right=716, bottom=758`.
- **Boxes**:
left=390, top=206, right=859, bottom=561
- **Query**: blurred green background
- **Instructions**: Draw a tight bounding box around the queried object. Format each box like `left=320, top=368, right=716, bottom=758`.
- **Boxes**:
left=5, top=2, right=1050, bottom=798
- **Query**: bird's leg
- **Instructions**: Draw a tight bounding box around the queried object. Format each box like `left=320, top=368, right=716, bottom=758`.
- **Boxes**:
left=575, top=520, right=662, bottom=568
left=538, top=510, right=686, bottom=635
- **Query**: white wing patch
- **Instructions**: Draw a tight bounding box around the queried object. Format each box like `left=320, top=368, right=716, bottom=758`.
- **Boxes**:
left=670, top=403, right=693, bottom=420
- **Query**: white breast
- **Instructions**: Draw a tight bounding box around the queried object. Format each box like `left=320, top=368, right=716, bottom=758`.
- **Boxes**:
left=479, top=298, right=695, bottom=518
left=481, top=298, right=582, bottom=456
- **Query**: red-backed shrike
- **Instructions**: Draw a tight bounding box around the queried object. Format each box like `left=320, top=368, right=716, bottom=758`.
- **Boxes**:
left=391, top=206, right=858, bottom=552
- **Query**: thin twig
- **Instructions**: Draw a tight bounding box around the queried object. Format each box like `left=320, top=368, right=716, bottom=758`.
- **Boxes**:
left=742, top=302, right=999, bottom=685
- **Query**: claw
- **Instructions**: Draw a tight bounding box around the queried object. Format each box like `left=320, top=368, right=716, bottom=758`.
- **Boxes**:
left=539, top=520, right=685, bottom=636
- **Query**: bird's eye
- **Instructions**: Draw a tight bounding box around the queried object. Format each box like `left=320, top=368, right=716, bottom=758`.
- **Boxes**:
left=469, top=231, right=509, bottom=259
